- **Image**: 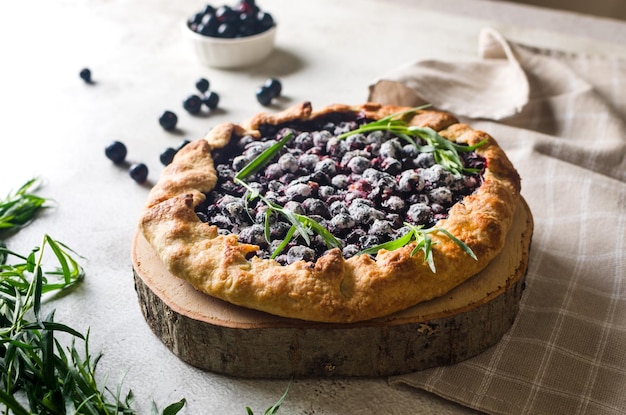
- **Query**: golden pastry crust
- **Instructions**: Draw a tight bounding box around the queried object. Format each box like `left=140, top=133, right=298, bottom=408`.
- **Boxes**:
left=140, top=102, right=521, bottom=323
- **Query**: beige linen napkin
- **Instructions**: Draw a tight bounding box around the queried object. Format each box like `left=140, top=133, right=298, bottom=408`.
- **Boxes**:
left=370, top=28, right=626, bottom=415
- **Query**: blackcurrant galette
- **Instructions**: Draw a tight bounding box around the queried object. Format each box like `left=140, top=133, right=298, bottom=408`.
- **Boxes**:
left=140, top=102, right=521, bottom=323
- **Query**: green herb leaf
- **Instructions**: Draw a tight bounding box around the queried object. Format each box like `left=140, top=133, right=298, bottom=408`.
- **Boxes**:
left=271, top=225, right=297, bottom=259
left=280, top=208, right=312, bottom=246
left=358, top=223, right=476, bottom=273
left=0, top=178, right=50, bottom=235
left=1, top=179, right=186, bottom=415
left=161, top=398, right=187, bottom=415
left=264, top=379, right=291, bottom=415
left=0, top=236, right=184, bottom=414
left=294, top=214, right=342, bottom=250
left=245, top=379, right=292, bottom=415
left=358, top=228, right=415, bottom=255
left=235, top=132, right=294, bottom=181
left=434, top=228, right=477, bottom=260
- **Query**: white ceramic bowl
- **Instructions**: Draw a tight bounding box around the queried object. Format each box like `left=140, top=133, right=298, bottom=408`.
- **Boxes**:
left=182, top=22, right=276, bottom=69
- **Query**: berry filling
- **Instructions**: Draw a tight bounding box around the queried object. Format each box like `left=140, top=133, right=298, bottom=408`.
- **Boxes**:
left=195, top=113, right=485, bottom=265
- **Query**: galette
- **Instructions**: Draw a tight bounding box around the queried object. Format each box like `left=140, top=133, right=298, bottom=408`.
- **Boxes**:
left=140, top=102, right=521, bottom=323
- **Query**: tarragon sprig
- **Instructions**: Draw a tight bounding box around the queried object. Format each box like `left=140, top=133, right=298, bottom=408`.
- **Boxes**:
left=358, top=222, right=476, bottom=273
left=235, top=179, right=341, bottom=258
left=0, top=178, right=50, bottom=234
left=337, top=107, right=487, bottom=175
left=0, top=181, right=186, bottom=415
left=0, top=236, right=186, bottom=415
left=234, top=133, right=342, bottom=259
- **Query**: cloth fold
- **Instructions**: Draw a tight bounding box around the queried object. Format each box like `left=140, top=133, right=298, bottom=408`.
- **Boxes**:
left=370, top=28, right=626, bottom=415
left=369, top=28, right=529, bottom=120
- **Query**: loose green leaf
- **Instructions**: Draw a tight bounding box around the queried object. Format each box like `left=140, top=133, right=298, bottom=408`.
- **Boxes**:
left=0, top=240, right=7, bottom=265
left=0, top=236, right=184, bottom=414
left=0, top=389, right=30, bottom=415
left=0, top=178, right=50, bottom=234
left=161, top=398, right=187, bottom=415
left=0, top=180, right=188, bottom=414
left=246, top=379, right=292, bottom=415
left=263, top=379, right=291, bottom=415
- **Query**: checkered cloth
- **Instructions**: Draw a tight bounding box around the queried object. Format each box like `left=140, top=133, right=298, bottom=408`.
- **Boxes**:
left=369, top=28, right=626, bottom=415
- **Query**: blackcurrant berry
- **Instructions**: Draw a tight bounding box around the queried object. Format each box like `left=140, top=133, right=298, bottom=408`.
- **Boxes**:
left=264, top=78, right=282, bottom=97
left=255, top=85, right=274, bottom=106
left=197, top=14, right=219, bottom=36
left=177, top=139, right=191, bottom=151
left=216, top=6, right=237, bottom=23
left=129, top=163, right=149, bottom=183
left=216, top=22, right=238, bottom=38
left=79, top=68, right=92, bottom=83
left=256, top=11, right=274, bottom=31
left=189, top=12, right=204, bottom=26
left=202, top=4, right=216, bottom=16
left=237, top=0, right=258, bottom=15
left=105, top=141, right=127, bottom=164
left=238, top=13, right=258, bottom=36
left=160, top=147, right=177, bottom=166
left=183, top=95, right=203, bottom=115
left=203, top=91, right=220, bottom=110
left=195, top=78, right=210, bottom=93
left=159, top=110, right=178, bottom=131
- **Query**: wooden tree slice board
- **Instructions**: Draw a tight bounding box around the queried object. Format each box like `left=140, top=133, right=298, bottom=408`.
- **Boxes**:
left=132, top=198, right=533, bottom=378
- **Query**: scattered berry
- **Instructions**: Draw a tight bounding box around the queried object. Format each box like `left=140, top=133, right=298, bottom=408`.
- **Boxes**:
left=203, top=91, right=220, bottom=110
left=79, top=68, right=92, bottom=83
left=160, top=140, right=192, bottom=166
left=196, top=78, right=210, bottom=93
left=183, top=95, right=203, bottom=114
left=264, top=78, right=282, bottom=97
left=129, top=163, right=149, bottom=183
left=159, top=110, right=178, bottom=131
left=160, top=147, right=177, bottom=166
left=104, top=141, right=127, bottom=164
left=177, top=139, right=191, bottom=151
left=256, top=78, right=282, bottom=106
left=255, top=85, right=274, bottom=106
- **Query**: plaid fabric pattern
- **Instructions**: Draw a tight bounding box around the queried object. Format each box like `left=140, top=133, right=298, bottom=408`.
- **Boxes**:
left=370, top=28, right=626, bottom=415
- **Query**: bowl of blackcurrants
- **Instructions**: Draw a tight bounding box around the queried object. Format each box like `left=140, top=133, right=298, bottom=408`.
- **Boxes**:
left=184, top=0, right=276, bottom=69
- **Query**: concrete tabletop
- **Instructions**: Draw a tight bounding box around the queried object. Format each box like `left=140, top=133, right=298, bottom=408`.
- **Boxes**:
left=1, top=0, right=624, bottom=413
